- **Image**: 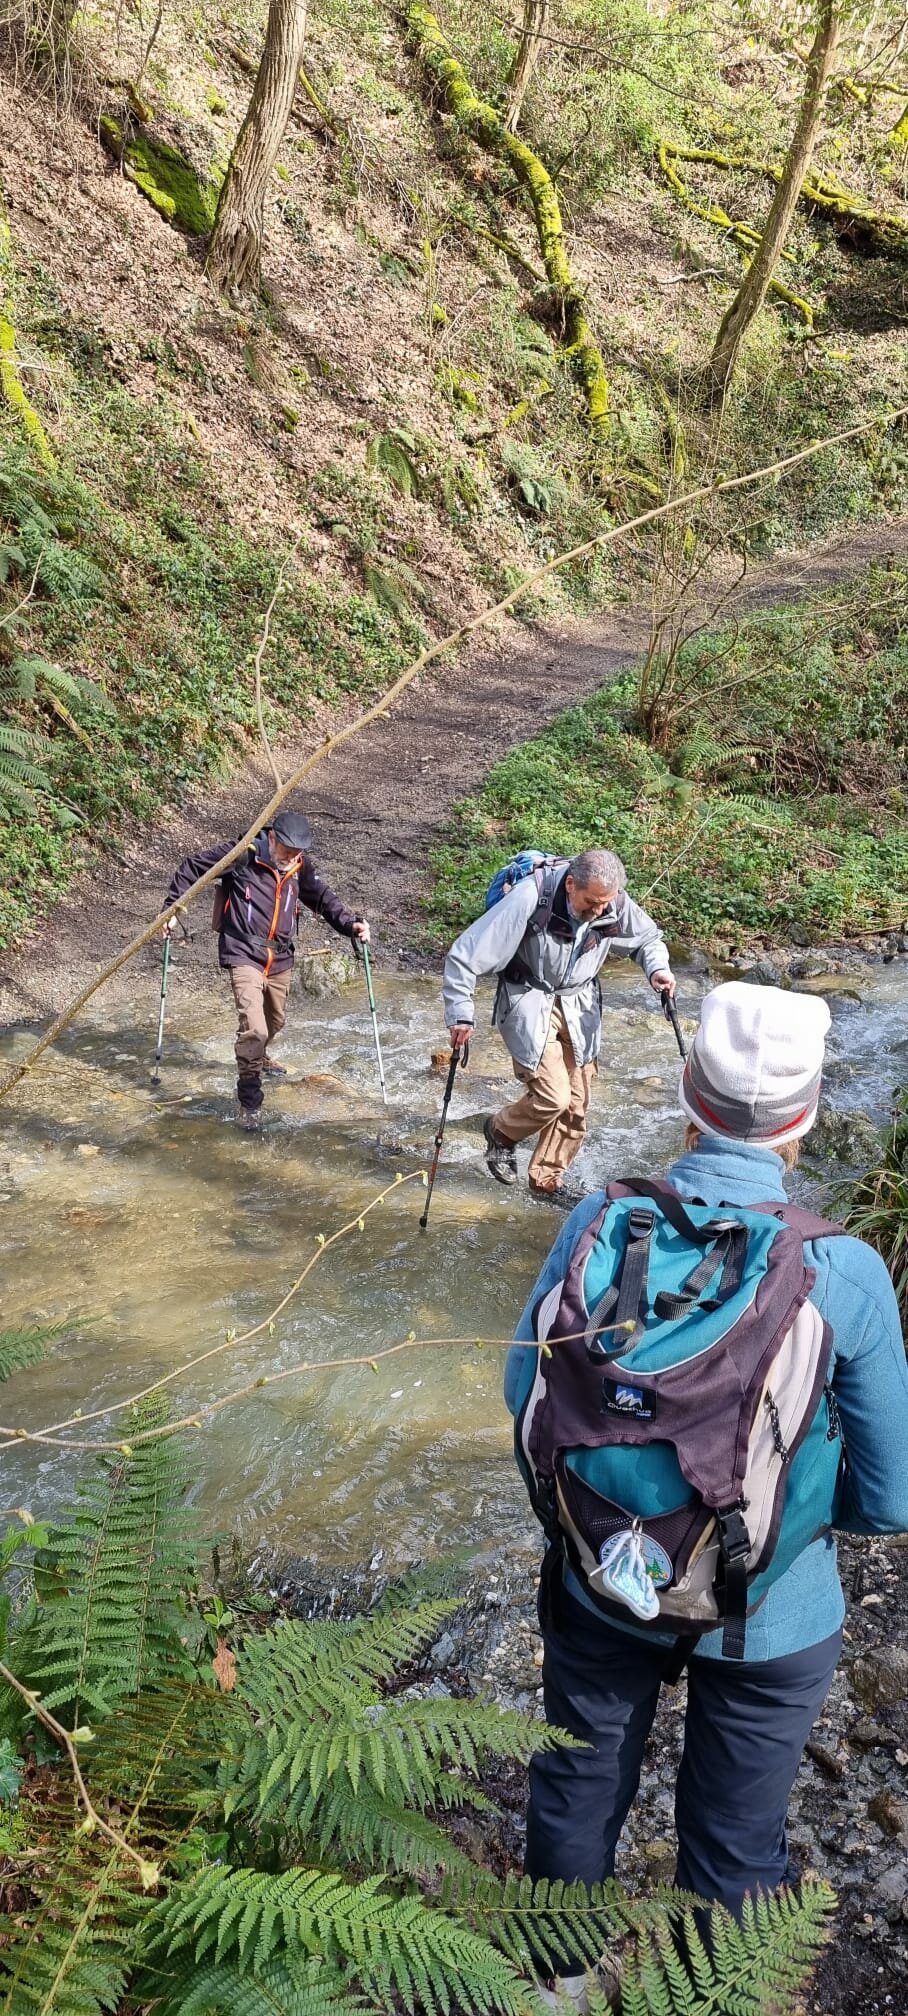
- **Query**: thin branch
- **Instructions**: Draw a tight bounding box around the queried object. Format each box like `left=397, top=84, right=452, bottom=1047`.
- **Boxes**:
left=1, top=401, right=906, bottom=1109
left=0, top=1318, right=631, bottom=1456
left=19, top=1173, right=426, bottom=1444
left=0, top=549, right=44, bottom=631
left=640, top=811, right=714, bottom=903
left=0, top=1658, right=159, bottom=1888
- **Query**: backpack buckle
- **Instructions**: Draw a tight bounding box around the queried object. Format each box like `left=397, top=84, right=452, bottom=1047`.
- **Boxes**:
left=716, top=1503, right=751, bottom=1563
left=627, top=1208, right=655, bottom=1239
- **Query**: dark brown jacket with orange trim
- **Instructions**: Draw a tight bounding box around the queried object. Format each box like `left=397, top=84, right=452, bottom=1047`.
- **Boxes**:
left=163, top=833, right=357, bottom=975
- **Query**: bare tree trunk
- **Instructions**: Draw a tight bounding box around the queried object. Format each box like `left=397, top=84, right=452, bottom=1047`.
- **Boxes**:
left=504, top=0, right=549, bottom=134
left=207, top=0, right=307, bottom=293
left=706, top=0, right=840, bottom=398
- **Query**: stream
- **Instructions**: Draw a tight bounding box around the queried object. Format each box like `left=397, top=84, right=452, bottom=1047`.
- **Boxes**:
left=0, top=956, right=905, bottom=1566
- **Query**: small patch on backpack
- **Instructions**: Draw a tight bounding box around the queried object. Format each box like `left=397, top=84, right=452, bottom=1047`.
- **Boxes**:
left=601, top=1380, right=656, bottom=1421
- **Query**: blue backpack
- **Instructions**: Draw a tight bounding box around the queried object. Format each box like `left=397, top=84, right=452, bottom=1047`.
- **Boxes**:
left=517, top=1177, right=847, bottom=1658
left=484, top=851, right=567, bottom=917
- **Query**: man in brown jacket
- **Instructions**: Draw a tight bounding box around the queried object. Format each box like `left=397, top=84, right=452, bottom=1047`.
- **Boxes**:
left=163, top=810, right=369, bottom=1127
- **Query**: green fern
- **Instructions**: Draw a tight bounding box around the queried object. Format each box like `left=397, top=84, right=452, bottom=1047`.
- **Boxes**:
left=617, top=1882, right=836, bottom=2015
left=0, top=1834, right=143, bottom=2016
left=366, top=429, right=421, bottom=497
left=141, top=1953, right=371, bottom=2015
left=441, top=1868, right=669, bottom=1978
left=0, top=1323, right=60, bottom=1384
left=222, top=1605, right=569, bottom=1843
left=143, top=1865, right=527, bottom=2014
left=6, top=1406, right=198, bottom=1725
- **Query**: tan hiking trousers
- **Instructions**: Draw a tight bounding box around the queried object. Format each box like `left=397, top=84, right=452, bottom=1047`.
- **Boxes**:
left=493, top=1001, right=595, bottom=1191
left=230, top=964, right=292, bottom=1106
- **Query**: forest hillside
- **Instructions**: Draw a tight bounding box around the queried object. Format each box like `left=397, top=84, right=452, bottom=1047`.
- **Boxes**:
left=0, top=0, right=906, bottom=952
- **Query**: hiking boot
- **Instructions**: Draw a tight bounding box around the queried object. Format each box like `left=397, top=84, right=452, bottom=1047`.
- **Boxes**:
left=532, top=1959, right=620, bottom=2013
left=529, top=1180, right=586, bottom=1212
left=483, top=1115, right=517, bottom=1185
left=238, top=1105, right=262, bottom=1132
left=262, top=1057, right=288, bottom=1078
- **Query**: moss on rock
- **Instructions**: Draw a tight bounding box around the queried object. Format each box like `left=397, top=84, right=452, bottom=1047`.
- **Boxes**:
left=100, top=117, right=223, bottom=236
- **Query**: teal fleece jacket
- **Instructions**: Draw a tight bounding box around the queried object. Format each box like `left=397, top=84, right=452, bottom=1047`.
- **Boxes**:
left=504, top=1138, right=908, bottom=1661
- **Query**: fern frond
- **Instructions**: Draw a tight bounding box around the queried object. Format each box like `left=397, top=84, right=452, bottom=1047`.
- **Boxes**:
left=230, top=1636, right=568, bottom=1829
left=89, top=1680, right=242, bottom=1838
left=306, top=1776, right=478, bottom=1878
left=441, top=1870, right=636, bottom=1977
left=0, top=1323, right=59, bottom=1384
left=264, top=1597, right=459, bottom=1694
left=144, top=1866, right=527, bottom=2014
left=0, top=1834, right=145, bottom=2016
left=143, top=1952, right=371, bottom=2016
left=7, top=1406, right=198, bottom=1724
left=618, top=1880, right=836, bottom=2016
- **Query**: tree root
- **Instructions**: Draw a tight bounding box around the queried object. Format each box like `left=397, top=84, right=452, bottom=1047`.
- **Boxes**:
left=407, top=1, right=609, bottom=446
left=0, top=193, right=55, bottom=470
left=660, top=140, right=908, bottom=269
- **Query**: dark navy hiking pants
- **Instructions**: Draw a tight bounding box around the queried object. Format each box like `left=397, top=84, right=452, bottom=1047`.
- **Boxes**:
left=526, top=1561, right=841, bottom=1943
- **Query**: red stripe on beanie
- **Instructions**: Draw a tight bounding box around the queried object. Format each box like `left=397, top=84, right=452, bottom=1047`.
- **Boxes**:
left=682, top=1068, right=813, bottom=1142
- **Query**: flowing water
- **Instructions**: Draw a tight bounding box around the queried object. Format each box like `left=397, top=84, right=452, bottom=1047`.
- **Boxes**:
left=0, top=958, right=905, bottom=1568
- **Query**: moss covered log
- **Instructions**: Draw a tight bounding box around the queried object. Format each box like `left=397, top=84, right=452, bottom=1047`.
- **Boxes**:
left=660, top=141, right=908, bottom=266
left=658, top=145, right=814, bottom=327
left=407, top=1, right=608, bottom=446
left=0, top=194, right=55, bottom=470
left=100, top=118, right=222, bottom=235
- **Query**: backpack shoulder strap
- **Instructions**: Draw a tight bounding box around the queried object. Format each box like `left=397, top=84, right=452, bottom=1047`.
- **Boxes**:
left=526, top=856, right=567, bottom=935
left=612, top=1179, right=848, bottom=1244
left=747, top=1200, right=848, bottom=1240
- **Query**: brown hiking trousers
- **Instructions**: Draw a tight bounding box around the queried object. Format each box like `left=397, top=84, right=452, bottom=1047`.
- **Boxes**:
left=493, top=1001, right=595, bottom=1191
left=230, top=964, right=292, bottom=1110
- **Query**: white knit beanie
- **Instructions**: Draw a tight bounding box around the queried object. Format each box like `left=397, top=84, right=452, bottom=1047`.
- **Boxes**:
left=679, top=982, right=830, bottom=1147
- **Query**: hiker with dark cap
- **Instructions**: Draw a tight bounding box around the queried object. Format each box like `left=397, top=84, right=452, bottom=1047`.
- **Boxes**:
left=162, top=811, right=369, bottom=1128
left=442, top=847, right=674, bottom=1201
left=504, top=981, right=908, bottom=2011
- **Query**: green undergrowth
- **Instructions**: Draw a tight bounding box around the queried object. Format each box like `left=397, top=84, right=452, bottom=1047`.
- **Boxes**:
left=429, top=563, right=908, bottom=952
left=0, top=352, right=425, bottom=949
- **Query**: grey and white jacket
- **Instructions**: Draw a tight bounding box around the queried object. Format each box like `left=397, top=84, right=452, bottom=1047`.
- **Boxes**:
left=442, top=872, right=671, bottom=1071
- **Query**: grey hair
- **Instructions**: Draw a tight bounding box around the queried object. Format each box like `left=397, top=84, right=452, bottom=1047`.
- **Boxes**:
left=568, top=847, right=627, bottom=893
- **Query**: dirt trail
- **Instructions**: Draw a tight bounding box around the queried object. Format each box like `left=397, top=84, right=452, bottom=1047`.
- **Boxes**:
left=0, top=515, right=904, bottom=1026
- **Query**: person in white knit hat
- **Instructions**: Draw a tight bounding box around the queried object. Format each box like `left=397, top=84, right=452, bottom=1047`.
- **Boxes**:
left=678, top=980, right=830, bottom=1147
left=504, top=982, right=908, bottom=2013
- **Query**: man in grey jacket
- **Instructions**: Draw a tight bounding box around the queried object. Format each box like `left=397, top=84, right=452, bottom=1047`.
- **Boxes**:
left=443, top=848, right=674, bottom=1198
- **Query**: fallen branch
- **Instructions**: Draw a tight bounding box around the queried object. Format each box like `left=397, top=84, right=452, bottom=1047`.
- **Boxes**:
left=253, top=534, right=302, bottom=789
left=408, top=0, right=609, bottom=446
left=659, top=139, right=908, bottom=268
left=658, top=143, right=814, bottom=327
left=1, top=400, right=906, bottom=1107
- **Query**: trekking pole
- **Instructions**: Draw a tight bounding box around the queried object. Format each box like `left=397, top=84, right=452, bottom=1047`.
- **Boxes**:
left=419, top=1038, right=469, bottom=1231
left=150, top=936, right=172, bottom=1085
left=354, top=934, right=387, bottom=1105
left=661, top=987, right=687, bottom=1060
